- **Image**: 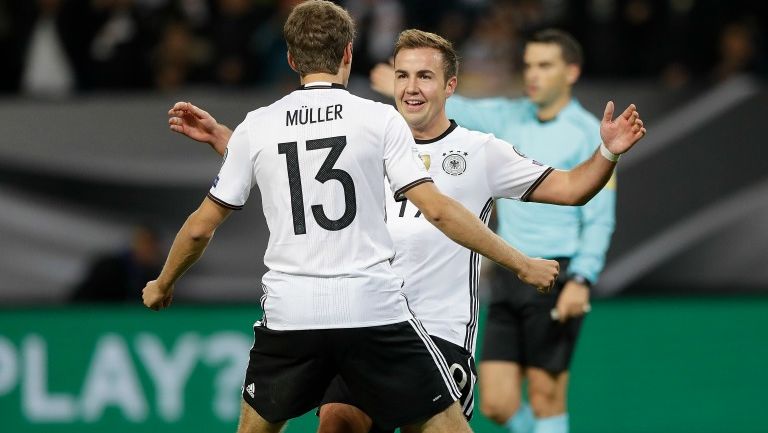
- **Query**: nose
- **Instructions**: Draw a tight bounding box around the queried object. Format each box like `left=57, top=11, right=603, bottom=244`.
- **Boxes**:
left=405, top=76, right=419, bottom=94
left=524, top=67, right=538, bottom=83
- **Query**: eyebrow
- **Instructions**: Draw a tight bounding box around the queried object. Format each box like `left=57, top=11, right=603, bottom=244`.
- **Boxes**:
left=394, top=69, right=436, bottom=75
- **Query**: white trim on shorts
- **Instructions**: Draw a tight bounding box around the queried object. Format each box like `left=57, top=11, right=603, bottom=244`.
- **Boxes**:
left=461, top=355, right=476, bottom=417
left=408, top=319, right=462, bottom=400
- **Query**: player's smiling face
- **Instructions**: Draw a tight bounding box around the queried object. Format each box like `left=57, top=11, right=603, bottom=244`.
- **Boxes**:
left=523, top=42, right=578, bottom=107
left=394, top=47, right=457, bottom=137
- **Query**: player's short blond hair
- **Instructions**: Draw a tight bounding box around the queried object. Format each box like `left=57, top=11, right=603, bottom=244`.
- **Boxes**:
left=283, top=0, right=356, bottom=77
left=393, top=29, right=459, bottom=81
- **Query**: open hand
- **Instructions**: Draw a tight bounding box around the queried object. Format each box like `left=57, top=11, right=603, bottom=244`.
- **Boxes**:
left=600, top=101, right=647, bottom=155
left=168, top=101, right=219, bottom=143
left=518, top=258, right=560, bottom=293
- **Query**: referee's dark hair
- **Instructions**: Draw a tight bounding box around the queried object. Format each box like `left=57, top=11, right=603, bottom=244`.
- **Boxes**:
left=527, top=29, right=583, bottom=67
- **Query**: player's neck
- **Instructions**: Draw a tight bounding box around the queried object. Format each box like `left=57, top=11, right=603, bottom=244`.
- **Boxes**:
left=410, top=115, right=452, bottom=141
left=536, top=92, right=571, bottom=121
left=301, top=72, right=347, bottom=87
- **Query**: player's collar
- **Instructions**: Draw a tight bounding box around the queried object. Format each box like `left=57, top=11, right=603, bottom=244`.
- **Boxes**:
left=298, top=82, right=348, bottom=91
left=415, top=120, right=458, bottom=144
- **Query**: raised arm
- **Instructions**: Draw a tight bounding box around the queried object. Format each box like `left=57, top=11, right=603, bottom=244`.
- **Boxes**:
left=168, top=101, right=233, bottom=156
left=404, top=182, right=559, bottom=292
left=369, top=62, right=396, bottom=98
left=529, top=101, right=646, bottom=205
left=142, top=198, right=232, bottom=310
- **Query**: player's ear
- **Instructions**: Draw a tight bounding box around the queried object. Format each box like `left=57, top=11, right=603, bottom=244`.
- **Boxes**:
left=286, top=51, right=299, bottom=73
left=566, top=64, right=580, bottom=85
left=445, top=75, right=458, bottom=97
left=343, top=42, right=353, bottom=65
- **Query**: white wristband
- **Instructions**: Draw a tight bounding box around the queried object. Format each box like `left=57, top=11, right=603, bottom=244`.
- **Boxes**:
left=599, top=142, right=620, bottom=162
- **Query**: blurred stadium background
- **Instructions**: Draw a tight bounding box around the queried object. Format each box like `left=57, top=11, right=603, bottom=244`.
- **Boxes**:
left=0, top=0, right=766, bottom=432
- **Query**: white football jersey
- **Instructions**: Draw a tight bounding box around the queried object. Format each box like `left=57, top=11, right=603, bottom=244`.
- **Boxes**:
left=386, top=121, right=552, bottom=353
left=209, top=82, right=432, bottom=330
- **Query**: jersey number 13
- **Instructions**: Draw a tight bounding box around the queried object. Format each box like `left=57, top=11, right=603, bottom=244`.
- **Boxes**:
left=278, top=136, right=356, bottom=235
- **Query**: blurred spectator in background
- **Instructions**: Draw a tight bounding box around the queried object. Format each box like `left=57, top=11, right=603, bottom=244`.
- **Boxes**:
left=458, top=2, right=519, bottom=96
left=153, top=19, right=209, bottom=91
left=712, top=19, right=762, bottom=82
left=344, top=0, right=405, bottom=77
left=209, top=0, right=267, bottom=86
left=245, top=0, right=302, bottom=89
left=86, top=0, right=153, bottom=90
left=0, top=0, right=765, bottom=96
left=71, top=225, right=163, bottom=303
left=14, top=0, right=88, bottom=98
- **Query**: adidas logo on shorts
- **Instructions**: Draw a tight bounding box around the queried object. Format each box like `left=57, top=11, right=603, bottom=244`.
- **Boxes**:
left=246, top=383, right=255, bottom=399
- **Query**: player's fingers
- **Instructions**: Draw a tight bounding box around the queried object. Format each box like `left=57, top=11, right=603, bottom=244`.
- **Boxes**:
left=190, top=103, right=210, bottom=119
left=170, top=125, right=184, bottom=133
left=621, top=104, right=637, bottom=120
left=172, top=101, right=189, bottom=112
left=602, top=100, right=615, bottom=122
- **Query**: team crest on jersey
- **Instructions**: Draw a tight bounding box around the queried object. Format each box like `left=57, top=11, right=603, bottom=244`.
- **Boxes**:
left=442, top=150, right=468, bottom=176
left=419, top=153, right=431, bottom=170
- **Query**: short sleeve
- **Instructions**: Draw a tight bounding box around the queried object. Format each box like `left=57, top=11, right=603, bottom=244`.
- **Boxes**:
left=207, top=121, right=254, bottom=209
left=484, top=136, right=553, bottom=201
left=382, top=108, right=432, bottom=201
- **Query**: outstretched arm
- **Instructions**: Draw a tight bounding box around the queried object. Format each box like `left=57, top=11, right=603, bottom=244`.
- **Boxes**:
left=142, top=198, right=232, bottom=310
left=404, top=182, right=560, bottom=293
left=529, top=101, right=646, bottom=205
left=168, top=102, right=233, bottom=156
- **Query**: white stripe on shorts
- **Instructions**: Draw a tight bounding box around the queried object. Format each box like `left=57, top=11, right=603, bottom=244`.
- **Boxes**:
left=461, top=356, right=477, bottom=417
left=408, top=319, right=462, bottom=400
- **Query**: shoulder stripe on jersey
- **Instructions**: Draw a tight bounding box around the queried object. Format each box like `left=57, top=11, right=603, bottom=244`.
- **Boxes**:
left=207, top=192, right=244, bottom=210
left=408, top=319, right=462, bottom=400
left=464, top=198, right=494, bottom=353
left=393, top=177, right=433, bottom=202
left=520, top=167, right=554, bottom=202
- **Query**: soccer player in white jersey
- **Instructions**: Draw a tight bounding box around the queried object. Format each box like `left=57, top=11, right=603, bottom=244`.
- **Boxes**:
left=166, top=27, right=645, bottom=433
left=143, top=2, right=562, bottom=433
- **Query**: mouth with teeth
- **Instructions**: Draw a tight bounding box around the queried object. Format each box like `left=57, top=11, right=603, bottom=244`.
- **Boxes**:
left=403, top=99, right=426, bottom=111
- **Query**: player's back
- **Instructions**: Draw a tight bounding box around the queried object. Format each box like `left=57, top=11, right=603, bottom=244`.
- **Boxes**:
left=210, top=82, right=431, bottom=330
